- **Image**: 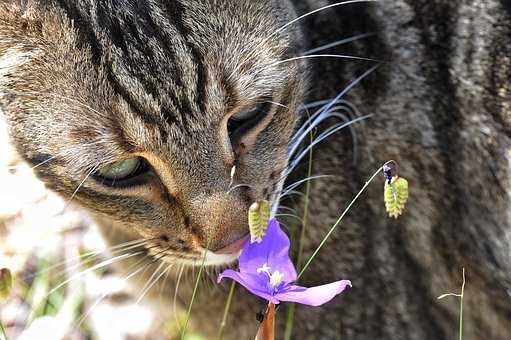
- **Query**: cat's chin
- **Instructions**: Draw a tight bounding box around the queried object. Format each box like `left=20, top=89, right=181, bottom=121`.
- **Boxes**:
left=156, top=250, right=241, bottom=267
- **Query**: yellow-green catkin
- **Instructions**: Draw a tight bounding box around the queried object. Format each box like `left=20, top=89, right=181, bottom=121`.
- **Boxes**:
left=249, top=200, right=271, bottom=243
left=0, top=268, right=12, bottom=301
left=384, top=177, right=409, bottom=218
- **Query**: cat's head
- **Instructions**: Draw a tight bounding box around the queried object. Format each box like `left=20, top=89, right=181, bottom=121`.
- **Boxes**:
left=0, top=0, right=307, bottom=265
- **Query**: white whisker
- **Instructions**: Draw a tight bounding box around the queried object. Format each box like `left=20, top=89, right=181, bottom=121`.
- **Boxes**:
left=227, top=183, right=254, bottom=195
left=282, top=175, right=332, bottom=195
left=303, top=32, right=375, bottom=55
left=173, top=264, right=185, bottom=326
left=274, top=213, right=304, bottom=223
left=286, top=115, right=372, bottom=178
left=74, top=262, right=151, bottom=328
left=25, top=239, right=149, bottom=282
left=263, top=54, right=380, bottom=72
left=272, top=1, right=379, bottom=39
left=135, top=261, right=166, bottom=305
left=63, top=164, right=99, bottom=210
left=292, top=64, right=380, bottom=150
left=47, top=251, right=142, bottom=295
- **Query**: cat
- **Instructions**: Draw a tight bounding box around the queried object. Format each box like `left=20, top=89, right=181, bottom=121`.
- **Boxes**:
left=1, top=0, right=510, bottom=339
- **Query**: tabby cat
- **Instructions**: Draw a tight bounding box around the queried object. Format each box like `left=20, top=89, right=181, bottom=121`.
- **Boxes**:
left=1, top=0, right=510, bottom=339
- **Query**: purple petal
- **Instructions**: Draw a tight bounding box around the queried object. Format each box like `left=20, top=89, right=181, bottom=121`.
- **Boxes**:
left=239, top=219, right=297, bottom=283
left=275, top=280, right=352, bottom=306
left=218, top=269, right=280, bottom=304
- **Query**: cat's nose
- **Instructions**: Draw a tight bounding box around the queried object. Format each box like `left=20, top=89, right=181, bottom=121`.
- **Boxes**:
left=186, top=192, right=250, bottom=251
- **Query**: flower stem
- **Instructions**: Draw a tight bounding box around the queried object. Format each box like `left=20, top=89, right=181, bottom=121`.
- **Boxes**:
left=180, top=249, right=208, bottom=340
left=298, top=161, right=394, bottom=279
left=256, top=303, right=275, bottom=340
left=216, top=281, right=236, bottom=340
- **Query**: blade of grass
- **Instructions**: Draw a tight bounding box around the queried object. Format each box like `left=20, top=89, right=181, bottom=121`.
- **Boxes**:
left=180, top=249, right=208, bottom=340
left=298, top=161, right=394, bottom=279
left=0, top=319, right=7, bottom=340
left=216, top=281, right=237, bottom=340
left=459, top=268, right=465, bottom=340
left=437, top=268, right=466, bottom=340
left=284, top=119, right=315, bottom=340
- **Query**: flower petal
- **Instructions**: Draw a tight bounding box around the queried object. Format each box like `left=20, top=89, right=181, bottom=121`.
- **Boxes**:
left=217, top=269, right=280, bottom=304
left=275, top=280, right=352, bottom=306
left=239, top=219, right=297, bottom=282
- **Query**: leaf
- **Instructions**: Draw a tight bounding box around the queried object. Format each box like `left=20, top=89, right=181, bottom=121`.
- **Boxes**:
left=384, top=177, right=409, bottom=218
left=249, top=200, right=271, bottom=243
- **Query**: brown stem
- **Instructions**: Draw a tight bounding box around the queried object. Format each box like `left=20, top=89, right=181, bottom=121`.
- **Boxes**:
left=255, top=303, right=276, bottom=340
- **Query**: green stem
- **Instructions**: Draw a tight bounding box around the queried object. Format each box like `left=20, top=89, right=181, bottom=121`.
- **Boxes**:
left=298, top=161, right=393, bottom=279
left=459, top=268, right=465, bottom=340
left=284, top=126, right=315, bottom=340
left=216, top=281, right=237, bottom=340
left=0, top=319, right=7, bottom=340
left=180, top=250, right=208, bottom=340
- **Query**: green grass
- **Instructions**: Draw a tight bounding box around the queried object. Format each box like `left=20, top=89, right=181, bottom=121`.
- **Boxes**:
left=437, top=268, right=466, bottom=340
left=284, top=123, right=315, bottom=340
left=216, top=281, right=237, bottom=340
left=0, top=319, right=7, bottom=340
left=180, top=247, right=209, bottom=340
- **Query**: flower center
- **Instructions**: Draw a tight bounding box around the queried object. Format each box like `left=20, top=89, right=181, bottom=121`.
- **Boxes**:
left=257, top=263, right=284, bottom=289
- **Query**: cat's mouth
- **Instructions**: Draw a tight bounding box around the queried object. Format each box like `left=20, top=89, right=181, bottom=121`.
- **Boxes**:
left=148, top=234, right=250, bottom=267
left=214, top=234, right=250, bottom=255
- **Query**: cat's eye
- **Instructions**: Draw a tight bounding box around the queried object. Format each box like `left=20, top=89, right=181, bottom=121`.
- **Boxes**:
left=227, top=101, right=272, bottom=140
left=230, top=106, right=260, bottom=121
left=95, top=157, right=150, bottom=186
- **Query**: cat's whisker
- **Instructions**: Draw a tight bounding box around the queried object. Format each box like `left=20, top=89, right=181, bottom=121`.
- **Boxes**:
left=302, top=98, right=360, bottom=117
left=159, top=263, right=175, bottom=300
left=291, top=64, right=380, bottom=150
left=279, top=190, right=305, bottom=200
left=266, top=100, right=289, bottom=109
left=286, top=115, right=372, bottom=178
left=227, top=183, right=254, bottom=195
left=302, top=32, right=376, bottom=55
left=135, top=261, right=168, bottom=305
left=282, top=175, right=332, bottom=196
left=173, top=264, right=185, bottom=326
left=74, top=260, right=152, bottom=329
left=237, top=0, right=379, bottom=73
left=277, top=205, right=299, bottom=214
left=75, top=246, right=171, bottom=327
left=22, top=238, right=151, bottom=281
left=292, top=108, right=360, bottom=167
left=63, top=164, right=99, bottom=211
left=274, top=213, right=304, bottom=224
left=47, top=251, right=143, bottom=296
left=7, top=140, right=105, bottom=172
left=262, top=54, right=380, bottom=73
left=271, top=0, right=378, bottom=38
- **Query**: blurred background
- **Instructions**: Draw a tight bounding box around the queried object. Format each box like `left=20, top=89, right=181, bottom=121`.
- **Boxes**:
left=0, top=115, right=202, bottom=339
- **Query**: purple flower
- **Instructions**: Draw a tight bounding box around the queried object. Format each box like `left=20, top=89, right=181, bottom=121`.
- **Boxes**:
left=217, top=219, right=351, bottom=306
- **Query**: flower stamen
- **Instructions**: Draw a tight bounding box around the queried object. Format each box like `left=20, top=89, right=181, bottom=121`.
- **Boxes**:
left=257, top=263, right=285, bottom=289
